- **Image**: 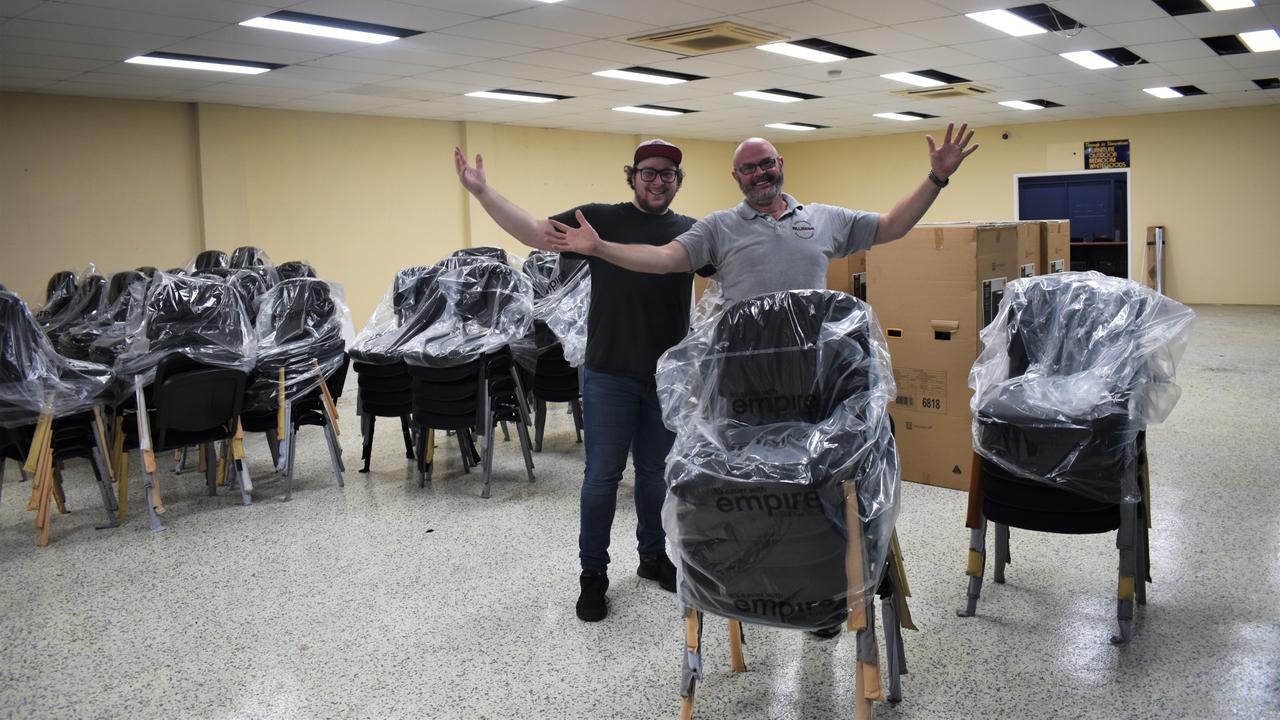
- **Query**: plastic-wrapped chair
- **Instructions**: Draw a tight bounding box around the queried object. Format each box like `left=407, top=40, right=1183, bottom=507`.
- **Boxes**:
left=193, top=250, right=228, bottom=271
left=1, top=290, right=119, bottom=546
left=522, top=251, right=587, bottom=450
left=229, top=246, right=270, bottom=270
left=240, top=278, right=352, bottom=499
left=349, top=265, right=445, bottom=472
left=657, top=289, right=911, bottom=720
left=35, top=271, right=78, bottom=324
left=111, top=273, right=257, bottom=531
left=276, top=261, right=317, bottom=281
left=403, top=260, right=537, bottom=498
left=959, top=272, right=1195, bottom=644
left=41, top=273, right=108, bottom=345
left=57, top=271, right=148, bottom=361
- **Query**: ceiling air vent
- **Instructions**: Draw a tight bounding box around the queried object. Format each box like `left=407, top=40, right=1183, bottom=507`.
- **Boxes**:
left=628, top=22, right=787, bottom=56
left=892, top=83, right=993, bottom=99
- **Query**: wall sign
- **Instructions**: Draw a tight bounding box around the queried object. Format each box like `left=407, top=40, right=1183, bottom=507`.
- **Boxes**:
left=1084, top=139, right=1130, bottom=169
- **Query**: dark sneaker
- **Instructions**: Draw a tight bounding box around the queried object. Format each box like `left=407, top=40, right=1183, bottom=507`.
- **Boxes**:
left=637, top=553, right=677, bottom=593
left=576, top=569, right=609, bottom=622
left=809, top=623, right=843, bottom=640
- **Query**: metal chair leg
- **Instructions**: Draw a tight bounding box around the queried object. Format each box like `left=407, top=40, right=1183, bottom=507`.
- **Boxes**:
left=284, top=426, right=299, bottom=502
left=89, top=446, right=119, bottom=530
left=570, top=399, right=583, bottom=443
left=993, top=523, right=1010, bottom=584
left=400, top=415, right=415, bottom=460
left=1112, top=503, right=1138, bottom=645
left=534, top=398, right=546, bottom=452
left=360, top=413, right=374, bottom=473
left=957, top=517, right=988, bottom=617
left=480, top=389, right=495, bottom=499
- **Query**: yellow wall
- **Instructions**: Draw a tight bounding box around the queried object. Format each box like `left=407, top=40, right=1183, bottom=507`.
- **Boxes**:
left=0, top=93, right=203, bottom=301
left=778, top=105, right=1280, bottom=305
left=3, top=91, right=1276, bottom=319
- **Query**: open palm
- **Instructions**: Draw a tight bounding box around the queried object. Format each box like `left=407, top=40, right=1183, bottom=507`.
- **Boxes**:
left=927, top=123, right=979, bottom=179
left=454, top=147, right=486, bottom=194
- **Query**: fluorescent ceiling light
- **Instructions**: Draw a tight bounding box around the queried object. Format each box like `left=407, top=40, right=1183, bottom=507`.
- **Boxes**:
left=466, top=90, right=560, bottom=103
left=1205, top=0, right=1254, bottom=10
left=242, top=16, right=397, bottom=43
left=757, top=42, right=845, bottom=63
left=1144, top=87, right=1183, bottom=99
left=124, top=53, right=276, bottom=75
left=881, top=72, right=945, bottom=87
left=593, top=69, right=686, bottom=85
left=736, top=90, right=804, bottom=103
left=613, top=106, right=683, bottom=116
left=1060, top=50, right=1118, bottom=69
left=1239, top=29, right=1280, bottom=52
left=966, top=9, right=1048, bottom=37
left=999, top=100, right=1044, bottom=110
left=765, top=123, right=823, bottom=131
left=874, top=112, right=924, bottom=121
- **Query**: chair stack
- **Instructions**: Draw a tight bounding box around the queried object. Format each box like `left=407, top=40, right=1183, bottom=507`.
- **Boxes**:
left=522, top=251, right=588, bottom=450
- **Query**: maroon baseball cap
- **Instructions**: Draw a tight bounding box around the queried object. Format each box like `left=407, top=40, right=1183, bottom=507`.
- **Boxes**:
left=634, top=139, right=682, bottom=166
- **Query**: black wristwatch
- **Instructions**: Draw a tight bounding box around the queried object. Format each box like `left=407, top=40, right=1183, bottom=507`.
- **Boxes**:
left=927, top=169, right=949, bottom=188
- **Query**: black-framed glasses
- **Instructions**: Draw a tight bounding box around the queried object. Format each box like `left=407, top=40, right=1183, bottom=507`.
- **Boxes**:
left=735, top=156, right=778, bottom=176
left=636, top=167, right=678, bottom=183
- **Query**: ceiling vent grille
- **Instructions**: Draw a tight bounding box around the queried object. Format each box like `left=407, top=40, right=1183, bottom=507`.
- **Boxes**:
left=628, top=22, right=787, bottom=56
left=892, top=84, right=993, bottom=99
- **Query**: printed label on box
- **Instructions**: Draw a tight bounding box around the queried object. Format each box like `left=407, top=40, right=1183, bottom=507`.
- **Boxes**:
left=1020, top=263, right=1035, bottom=278
left=892, top=367, right=947, bottom=414
left=1050, top=259, right=1065, bottom=273
left=982, top=276, right=1006, bottom=327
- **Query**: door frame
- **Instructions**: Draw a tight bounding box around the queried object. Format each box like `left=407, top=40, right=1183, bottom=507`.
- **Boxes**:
left=1013, top=168, right=1133, bottom=279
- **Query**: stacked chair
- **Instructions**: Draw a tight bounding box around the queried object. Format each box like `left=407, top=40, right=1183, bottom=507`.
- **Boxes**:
left=111, top=272, right=257, bottom=532
left=402, top=257, right=537, bottom=497
left=57, top=270, right=148, bottom=361
left=34, top=270, right=78, bottom=325
left=193, top=249, right=228, bottom=271
left=229, top=246, right=270, bottom=270
left=0, top=290, right=119, bottom=546
left=41, top=272, right=109, bottom=346
left=349, top=265, right=439, bottom=473
left=277, top=261, right=317, bottom=281
left=959, top=271, right=1195, bottom=644
left=656, top=289, right=911, bottom=720
left=522, top=251, right=587, bottom=450
left=240, top=277, right=352, bottom=499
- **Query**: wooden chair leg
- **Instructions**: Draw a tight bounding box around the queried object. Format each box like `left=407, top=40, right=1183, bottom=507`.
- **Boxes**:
left=727, top=619, right=746, bottom=672
left=679, top=610, right=703, bottom=720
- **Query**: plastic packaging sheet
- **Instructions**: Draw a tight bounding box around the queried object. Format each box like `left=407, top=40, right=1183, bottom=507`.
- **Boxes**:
left=0, top=290, right=115, bottom=428
left=40, top=268, right=110, bottom=344
left=524, top=251, right=590, bottom=367
left=969, top=271, right=1196, bottom=503
left=402, top=258, right=535, bottom=369
left=243, top=278, right=353, bottom=412
left=656, top=289, right=900, bottom=631
left=35, top=270, right=80, bottom=324
left=229, top=246, right=271, bottom=270
left=193, top=266, right=279, bottom=320
left=350, top=264, right=446, bottom=365
left=112, top=272, right=257, bottom=382
left=57, top=271, right=150, bottom=361
left=276, top=261, right=317, bottom=281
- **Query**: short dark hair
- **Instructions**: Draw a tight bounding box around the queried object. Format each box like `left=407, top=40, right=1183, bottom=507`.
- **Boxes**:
left=624, top=164, right=685, bottom=190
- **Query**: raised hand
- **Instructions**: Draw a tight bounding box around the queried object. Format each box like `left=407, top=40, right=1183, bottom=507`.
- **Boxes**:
left=926, top=122, right=979, bottom=180
left=454, top=146, right=487, bottom=195
left=546, top=210, right=603, bottom=256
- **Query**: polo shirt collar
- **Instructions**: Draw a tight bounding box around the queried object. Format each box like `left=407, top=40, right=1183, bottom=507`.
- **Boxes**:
left=735, top=193, right=803, bottom=220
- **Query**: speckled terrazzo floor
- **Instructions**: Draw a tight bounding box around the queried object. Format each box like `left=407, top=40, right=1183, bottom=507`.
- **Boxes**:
left=1, top=304, right=1277, bottom=720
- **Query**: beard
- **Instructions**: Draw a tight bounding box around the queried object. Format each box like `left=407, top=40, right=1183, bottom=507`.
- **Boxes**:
left=739, top=168, right=784, bottom=207
left=632, top=182, right=675, bottom=214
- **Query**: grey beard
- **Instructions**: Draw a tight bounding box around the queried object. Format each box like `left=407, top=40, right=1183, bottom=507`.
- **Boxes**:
left=742, top=172, right=783, bottom=206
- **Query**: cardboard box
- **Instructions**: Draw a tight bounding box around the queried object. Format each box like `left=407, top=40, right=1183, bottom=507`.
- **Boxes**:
left=826, top=251, right=867, bottom=300
left=868, top=222, right=1041, bottom=491
left=1039, top=220, right=1070, bottom=274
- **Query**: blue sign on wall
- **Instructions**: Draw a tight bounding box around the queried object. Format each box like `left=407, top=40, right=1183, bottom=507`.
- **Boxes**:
left=1084, top=139, right=1130, bottom=169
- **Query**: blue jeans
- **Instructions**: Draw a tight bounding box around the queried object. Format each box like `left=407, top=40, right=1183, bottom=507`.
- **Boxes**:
left=579, top=368, right=674, bottom=572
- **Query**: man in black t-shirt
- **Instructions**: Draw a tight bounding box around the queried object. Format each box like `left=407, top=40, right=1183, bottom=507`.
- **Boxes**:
left=455, top=139, right=711, bottom=622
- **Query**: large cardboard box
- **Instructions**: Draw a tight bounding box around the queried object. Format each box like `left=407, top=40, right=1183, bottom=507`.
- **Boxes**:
left=868, top=222, right=1041, bottom=491
left=826, top=251, right=867, bottom=300
left=1039, top=220, right=1070, bottom=274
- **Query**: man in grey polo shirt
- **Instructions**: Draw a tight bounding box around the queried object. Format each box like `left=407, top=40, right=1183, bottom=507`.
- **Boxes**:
left=546, top=123, right=979, bottom=304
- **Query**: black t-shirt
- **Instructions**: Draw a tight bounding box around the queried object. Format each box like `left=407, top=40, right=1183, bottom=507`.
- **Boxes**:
left=551, top=202, right=705, bottom=382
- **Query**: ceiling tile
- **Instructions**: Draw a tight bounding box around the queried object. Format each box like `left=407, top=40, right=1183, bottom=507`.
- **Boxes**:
left=287, top=0, right=477, bottom=31
left=816, top=0, right=951, bottom=25
left=738, top=2, right=878, bottom=36
left=1094, top=17, right=1195, bottom=46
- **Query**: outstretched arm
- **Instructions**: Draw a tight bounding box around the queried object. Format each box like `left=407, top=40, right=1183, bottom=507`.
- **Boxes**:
left=454, top=147, right=555, bottom=251
left=546, top=210, right=692, bottom=274
left=874, top=122, right=980, bottom=244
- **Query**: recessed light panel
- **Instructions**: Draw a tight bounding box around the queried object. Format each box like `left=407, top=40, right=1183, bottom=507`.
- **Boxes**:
left=764, top=122, right=828, bottom=131
left=592, top=66, right=705, bottom=85
left=757, top=38, right=872, bottom=63
left=873, top=111, right=937, bottom=121
left=966, top=9, right=1048, bottom=36
left=124, top=52, right=283, bottom=75
left=1240, top=29, right=1280, bottom=53
left=465, top=89, right=570, bottom=103
left=734, top=89, right=820, bottom=103
left=613, top=105, right=696, bottom=116
left=240, top=11, right=421, bottom=44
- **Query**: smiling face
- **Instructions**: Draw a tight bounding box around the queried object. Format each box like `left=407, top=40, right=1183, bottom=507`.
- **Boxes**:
left=731, top=138, right=785, bottom=211
left=629, top=157, right=681, bottom=215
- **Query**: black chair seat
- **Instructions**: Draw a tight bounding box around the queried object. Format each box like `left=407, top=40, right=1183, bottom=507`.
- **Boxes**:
left=980, top=460, right=1121, bottom=535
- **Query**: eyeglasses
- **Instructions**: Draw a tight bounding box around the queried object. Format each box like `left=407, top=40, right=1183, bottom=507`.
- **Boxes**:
left=735, top=156, right=778, bottom=176
left=636, top=167, right=678, bottom=183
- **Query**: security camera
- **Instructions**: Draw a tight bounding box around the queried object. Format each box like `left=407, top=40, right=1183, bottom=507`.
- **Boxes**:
left=827, top=68, right=843, bottom=78
left=1001, top=132, right=1010, bottom=140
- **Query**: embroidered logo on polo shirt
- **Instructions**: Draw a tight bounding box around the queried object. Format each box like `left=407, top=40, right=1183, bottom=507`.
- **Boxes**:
left=792, top=220, right=815, bottom=239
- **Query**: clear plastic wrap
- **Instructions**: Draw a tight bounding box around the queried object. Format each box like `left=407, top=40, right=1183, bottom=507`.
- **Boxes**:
left=112, top=272, right=257, bottom=381
left=969, top=271, right=1196, bottom=503
left=189, top=250, right=229, bottom=272
left=243, top=278, right=352, bottom=412
left=35, top=270, right=79, bottom=324
left=524, top=251, right=590, bottom=367
left=57, top=271, right=150, bottom=361
left=656, top=289, right=900, bottom=631
left=193, top=266, right=279, bottom=320
left=350, top=265, right=447, bottom=366
left=403, top=259, right=535, bottom=369
left=40, top=270, right=110, bottom=344
left=0, top=290, right=115, bottom=428
left=276, top=261, right=317, bottom=281
left=229, top=246, right=271, bottom=270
